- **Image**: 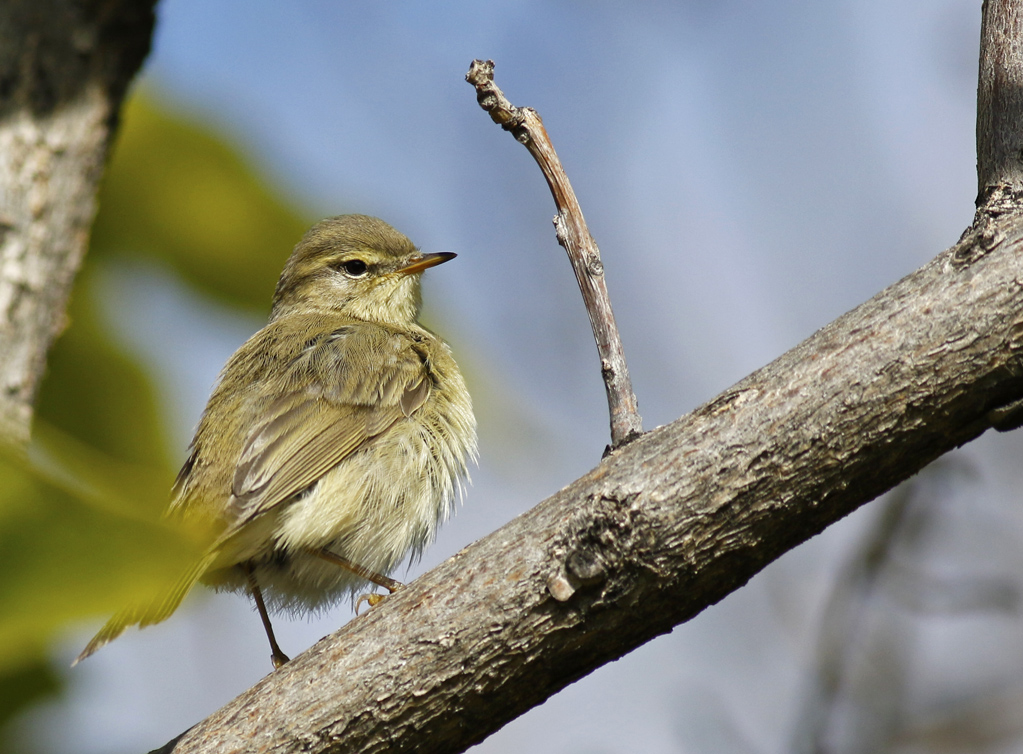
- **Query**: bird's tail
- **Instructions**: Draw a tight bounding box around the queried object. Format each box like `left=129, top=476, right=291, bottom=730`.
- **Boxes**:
left=73, top=548, right=220, bottom=666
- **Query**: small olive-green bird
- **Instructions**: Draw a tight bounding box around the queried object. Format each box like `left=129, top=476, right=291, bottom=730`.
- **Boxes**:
left=75, top=214, right=476, bottom=668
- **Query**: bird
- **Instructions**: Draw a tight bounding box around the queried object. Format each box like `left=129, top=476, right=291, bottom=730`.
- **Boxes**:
left=75, top=214, right=476, bottom=668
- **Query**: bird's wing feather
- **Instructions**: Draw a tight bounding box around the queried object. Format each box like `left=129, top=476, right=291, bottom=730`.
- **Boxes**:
left=227, top=324, right=431, bottom=525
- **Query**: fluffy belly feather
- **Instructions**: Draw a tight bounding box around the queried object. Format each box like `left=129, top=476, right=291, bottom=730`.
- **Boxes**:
left=203, top=396, right=472, bottom=613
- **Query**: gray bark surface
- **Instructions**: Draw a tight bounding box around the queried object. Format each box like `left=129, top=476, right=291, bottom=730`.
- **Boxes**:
left=154, top=212, right=1023, bottom=754
left=0, top=0, right=156, bottom=444
left=979, top=0, right=1023, bottom=194
left=153, top=3, right=1023, bottom=753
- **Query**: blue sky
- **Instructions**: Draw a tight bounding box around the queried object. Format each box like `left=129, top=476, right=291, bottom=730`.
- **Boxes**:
left=22, top=2, right=1023, bottom=753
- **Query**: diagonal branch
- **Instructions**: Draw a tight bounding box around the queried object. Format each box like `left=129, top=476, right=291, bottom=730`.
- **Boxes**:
left=153, top=4, right=1023, bottom=753
left=153, top=209, right=1023, bottom=754
left=466, top=59, right=642, bottom=449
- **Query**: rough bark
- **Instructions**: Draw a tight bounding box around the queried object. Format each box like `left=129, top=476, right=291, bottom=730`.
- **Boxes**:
left=0, top=0, right=156, bottom=445
left=148, top=3, right=1023, bottom=753
left=152, top=208, right=1023, bottom=754
left=979, top=0, right=1023, bottom=195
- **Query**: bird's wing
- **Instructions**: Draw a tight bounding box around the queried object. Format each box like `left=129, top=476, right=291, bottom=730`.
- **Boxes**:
left=226, top=324, right=432, bottom=525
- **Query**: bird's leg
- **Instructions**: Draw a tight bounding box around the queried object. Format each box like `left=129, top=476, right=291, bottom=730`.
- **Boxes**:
left=243, top=564, right=290, bottom=669
left=310, top=548, right=403, bottom=591
left=309, top=548, right=402, bottom=612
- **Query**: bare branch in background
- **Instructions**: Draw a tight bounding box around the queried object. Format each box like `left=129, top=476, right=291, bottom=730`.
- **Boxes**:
left=978, top=0, right=1023, bottom=197
left=466, top=59, right=643, bottom=450
left=791, top=461, right=1023, bottom=753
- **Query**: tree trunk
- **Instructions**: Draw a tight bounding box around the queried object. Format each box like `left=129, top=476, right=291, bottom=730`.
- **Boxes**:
left=0, top=0, right=157, bottom=445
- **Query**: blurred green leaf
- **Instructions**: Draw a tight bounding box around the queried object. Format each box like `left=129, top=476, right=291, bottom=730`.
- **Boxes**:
left=26, top=88, right=316, bottom=651
left=0, top=440, right=201, bottom=673
left=35, top=266, right=171, bottom=472
left=0, top=658, right=59, bottom=754
left=91, top=93, right=311, bottom=310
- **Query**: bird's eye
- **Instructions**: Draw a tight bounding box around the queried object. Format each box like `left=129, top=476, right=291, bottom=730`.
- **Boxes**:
left=337, top=259, right=368, bottom=277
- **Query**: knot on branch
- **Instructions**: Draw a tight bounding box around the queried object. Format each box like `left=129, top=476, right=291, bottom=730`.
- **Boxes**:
left=466, top=59, right=531, bottom=142
left=976, top=183, right=1023, bottom=218
left=546, top=492, right=642, bottom=604
left=949, top=211, right=1008, bottom=269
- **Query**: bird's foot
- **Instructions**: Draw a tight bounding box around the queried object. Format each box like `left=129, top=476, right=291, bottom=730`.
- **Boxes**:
left=271, top=649, right=291, bottom=669
left=355, top=583, right=403, bottom=614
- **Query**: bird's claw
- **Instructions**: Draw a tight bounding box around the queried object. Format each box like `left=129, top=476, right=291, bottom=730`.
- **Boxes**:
left=355, top=582, right=403, bottom=614
left=355, top=592, right=388, bottom=614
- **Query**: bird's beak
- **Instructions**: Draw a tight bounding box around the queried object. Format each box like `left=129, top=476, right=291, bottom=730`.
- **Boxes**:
left=397, top=252, right=456, bottom=275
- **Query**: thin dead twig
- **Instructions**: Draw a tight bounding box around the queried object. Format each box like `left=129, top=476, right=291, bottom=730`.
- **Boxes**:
left=465, top=59, right=642, bottom=449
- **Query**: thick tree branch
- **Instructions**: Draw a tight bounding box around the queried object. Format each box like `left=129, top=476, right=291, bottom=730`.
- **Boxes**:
left=0, top=0, right=157, bottom=445
left=152, top=6, right=1023, bottom=752
left=466, top=59, right=642, bottom=449
left=155, top=209, right=1023, bottom=754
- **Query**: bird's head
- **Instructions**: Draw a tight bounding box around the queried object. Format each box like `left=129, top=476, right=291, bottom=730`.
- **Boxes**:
left=271, top=214, right=454, bottom=326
